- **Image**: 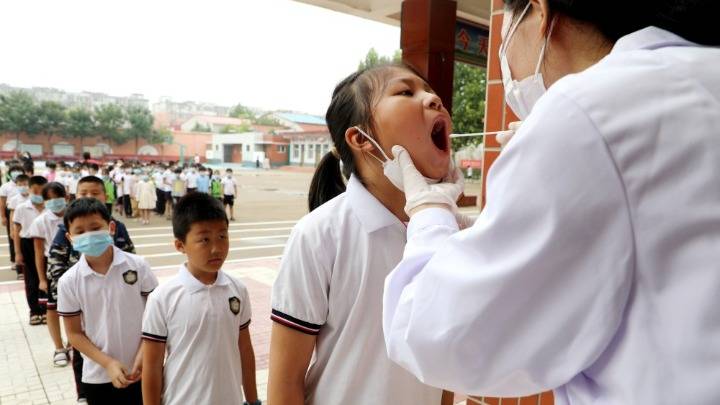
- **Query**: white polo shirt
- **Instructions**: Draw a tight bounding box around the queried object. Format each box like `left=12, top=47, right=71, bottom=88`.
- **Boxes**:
left=57, top=247, right=158, bottom=384
left=13, top=201, right=43, bottom=239
left=185, top=172, right=198, bottom=188
left=163, top=171, right=175, bottom=193
left=142, top=264, right=251, bottom=405
left=221, top=177, right=236, bottom=196
left=271, top=175, right=443, bottom=404
left=8, top=194, right=28, bottom=210
left=28, top=210, right=63, bottom=256
left=0, top=181, right=18, bottom=201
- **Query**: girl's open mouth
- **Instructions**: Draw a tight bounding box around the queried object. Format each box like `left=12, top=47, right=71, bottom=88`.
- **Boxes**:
left=431, top=118, right=450, bottom=153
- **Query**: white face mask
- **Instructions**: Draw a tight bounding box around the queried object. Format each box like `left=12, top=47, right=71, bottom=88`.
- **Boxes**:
left=354, top=126, right=440, bottom=191
left=500, top=2, right=553, bottom=120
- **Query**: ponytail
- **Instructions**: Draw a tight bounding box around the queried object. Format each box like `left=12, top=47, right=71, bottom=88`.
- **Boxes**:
left=308, top=151, right=346, bottom=212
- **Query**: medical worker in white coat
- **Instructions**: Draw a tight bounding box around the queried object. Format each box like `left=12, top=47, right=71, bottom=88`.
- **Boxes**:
left=382, top=0, right=720, bottom=404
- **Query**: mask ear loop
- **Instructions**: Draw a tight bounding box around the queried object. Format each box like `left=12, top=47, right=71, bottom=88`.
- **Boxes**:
left=500, top=2, right=532, bottom=56
left=353, top=126, right=391, bottom=165
left=533, top=17, right=556, bottom=79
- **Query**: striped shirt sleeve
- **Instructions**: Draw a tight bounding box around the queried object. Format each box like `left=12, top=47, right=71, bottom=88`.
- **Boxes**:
left=142, top=290, right=167, bottom=343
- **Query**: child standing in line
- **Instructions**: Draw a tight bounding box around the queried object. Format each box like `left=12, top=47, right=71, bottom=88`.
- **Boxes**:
left=13, top=175, right=49, bottom=325
left=210, top=170, right=223, bottom=202
left=58, top=199, right=157, bottom=405
left=7, top=173, right=30, bottom=280
left=103, top=170, right=117, bottom=215
left=1, top=165, right=26, bottom=276
left=221, top=168, right=238, bottom=221
left=136, top=174, right=156, bottom=225
left=28, top=182, right=70, bottom=367
left=142, top=192, right=259, bottom=405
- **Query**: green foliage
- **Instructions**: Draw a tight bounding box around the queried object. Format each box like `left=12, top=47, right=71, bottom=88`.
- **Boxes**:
left=191, top=122, right=212, bottom=132
left=229, top=104, right=255, bottom=120
left=147, top=127, right=173, bottom=145
left=125, top=105, right=154, bottom=150
left=0, top=91, right=40, bottom=146
left=64, top=108, right=95, bottom=147
left=253, top=114, right=283, bottom=127
left=37, top=101, right=66, bottom=142
left=451, top=62, right=486, bottom=149
left=358, top=48, right=402, bottom=71
left=220, top=123, right=252, bottom=134
left=95, top=103, right=126, bottom=144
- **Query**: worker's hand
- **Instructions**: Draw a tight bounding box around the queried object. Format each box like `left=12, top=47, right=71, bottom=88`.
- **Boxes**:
left=496, top=121, right=522, bottom=148
left=392, top=146, right=464, bottom=217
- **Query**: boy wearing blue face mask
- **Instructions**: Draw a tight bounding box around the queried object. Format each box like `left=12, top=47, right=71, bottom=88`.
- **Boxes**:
left=13, top=175, right=49, bottom=325
left=58, top=198, right=158, bottom=405
left=28, top=182, right=70, bottom=367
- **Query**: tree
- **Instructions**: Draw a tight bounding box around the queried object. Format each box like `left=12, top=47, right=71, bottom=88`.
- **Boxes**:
left=36, top=101, right=66, bottom=146
left=147, top=127, right=173, bottom=157
left=358, top=48, right=402, bottom=71
left=65, top=108, right=95, bottom=150
left=0, top=91, right=40, bottom=151
left=220, top=123, right=252, bottom=134
left=125, top=105, right=154, bottom=156
left=229, top=104, right=255, bottom=120
left=451, top=62, right=486, bottom=149
left=254, top=114, right=283, bottom=127
left=95, top=103, right=126, bottom=145
left=191, top=122, right=212, bottom=132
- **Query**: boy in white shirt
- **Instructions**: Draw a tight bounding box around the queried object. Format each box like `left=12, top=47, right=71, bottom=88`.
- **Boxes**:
left=1, top=165, right=26, bottom=274
left=58, top=198, right=158, bottom=405
left=8, top=174, right=30, bottom=279
left=221, top=168, right=238, bottom=221
left=142, top=192, right=259, bottom=405
left=13, top=176, right=49, bottom=324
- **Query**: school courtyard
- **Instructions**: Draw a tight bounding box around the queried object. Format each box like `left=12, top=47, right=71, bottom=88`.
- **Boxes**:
left=0, top=168, right=482, bottom=404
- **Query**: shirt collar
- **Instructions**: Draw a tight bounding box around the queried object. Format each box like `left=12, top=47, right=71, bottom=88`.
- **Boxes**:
left=346, top=175, right=403, bottom=234
left=612, top=26, right=697, bottom=54
left=178, top=263, right=231, bottom=293
left=79, top=246, right=129, bottom=278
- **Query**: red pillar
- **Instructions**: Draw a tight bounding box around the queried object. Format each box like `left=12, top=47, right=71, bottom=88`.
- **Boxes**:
left=401, top=0, right=457, bottom=113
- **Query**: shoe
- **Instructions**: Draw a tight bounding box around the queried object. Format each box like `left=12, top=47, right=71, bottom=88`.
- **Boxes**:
left=16, top=272, right=24, bottom=280
left=53, top=349, right=69, bottom=367
left=29, top=315, right=42, bottom=326
left=41, top=314, right=47, bottom=324
left=77, top=398, right=88, bottom=404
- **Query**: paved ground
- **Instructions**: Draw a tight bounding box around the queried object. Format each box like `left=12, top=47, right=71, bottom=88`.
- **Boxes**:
left=0, top=169, right=484, bottom=404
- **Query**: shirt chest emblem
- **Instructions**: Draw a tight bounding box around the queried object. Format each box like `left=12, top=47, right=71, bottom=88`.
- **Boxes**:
left=123, top=270, right=138, bottom=285
left=229, top=296, right=241, bottom=315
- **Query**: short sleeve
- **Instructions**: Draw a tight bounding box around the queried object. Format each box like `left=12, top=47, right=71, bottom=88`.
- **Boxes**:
left=140, top=259, right=159, bottom=296
left=57, top=272, right=81, bottom=317
left=270, top=220, right=333, bottom=335
left=27, top=216, right=44, bottom=240
left=142, top=291, right=167, bottom=343
left=12, top=206, right=25, bottom=225
left=238, top=284, right=252, bottom=330
left=0, top=184, right=9, bottom=197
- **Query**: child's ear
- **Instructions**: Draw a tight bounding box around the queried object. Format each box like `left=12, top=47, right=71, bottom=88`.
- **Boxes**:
left=108, top=221, right=117, bottom=237
left=345, top=127, right=374, bottom=154
left=174, top=239, right=186, bottom=254
left=65, top=232, right=73, bottom=245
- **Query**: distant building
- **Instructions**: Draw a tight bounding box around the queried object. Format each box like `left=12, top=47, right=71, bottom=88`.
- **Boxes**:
left=266, top=113, right=332, bottom=167
left=0, top=83, right=149, bottom=110
left=180, top=116, right=252, bottom=133
left=152, top=97, right=231, bottom=128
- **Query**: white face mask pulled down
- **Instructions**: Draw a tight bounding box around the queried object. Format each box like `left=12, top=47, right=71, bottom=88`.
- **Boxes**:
left=354, top=126, right=440, bottom=191
left=500, top=2, right=554, bottom=120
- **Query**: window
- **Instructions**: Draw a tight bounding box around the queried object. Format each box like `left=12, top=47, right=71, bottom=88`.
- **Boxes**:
left=277, top=145, right=286, bottom=153
left=293, top=144, right=300, bottom=159
left=306, top=144, right=314, bottom=159
left=246, top=144, right=251, bottom=152
left=322, top=144, right=329, bottom=154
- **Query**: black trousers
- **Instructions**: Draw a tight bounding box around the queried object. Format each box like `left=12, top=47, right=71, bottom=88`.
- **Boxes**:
left=83, top=381, right=142, bottom=405
left=72, top=348, right=86, bottom=399
left=5, top=208, right=16, bottom=264
left=20, top=238, right=47, bottom=316
left=155, top=188, right=165, bottom=215
left=122, top=195, right=132, bottom=217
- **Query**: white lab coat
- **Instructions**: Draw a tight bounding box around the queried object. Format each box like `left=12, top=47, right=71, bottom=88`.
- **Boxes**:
left=383, top=27, right=720, bottom=404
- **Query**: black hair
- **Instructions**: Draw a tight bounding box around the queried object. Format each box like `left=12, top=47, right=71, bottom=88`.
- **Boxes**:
left=308, top=63, right=417, bottom=212
left=89, top=163, right=99, bottom=172
left=78, top=176, right=104, bottom=189
left=225, top=168, right=233, bottom=173
left=63, top=198, right=110, bottom=229
left=172, top=192, right=228, bottom=242
left=82, top=151, right=91, bottom=160
left=8, top=165, right=24, bottom=175
left=46, top=161, right=57, bottom=170
left=503, top=0, right=719, bottom=46
left=29, top=175, right=48, bottom=188
left=42, top=182, right=67, bottom=200
left=14, top=174, right=29, bottom=184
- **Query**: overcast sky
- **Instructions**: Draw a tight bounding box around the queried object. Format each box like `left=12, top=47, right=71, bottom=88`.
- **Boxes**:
left=0, top=0, right=400, bottom=115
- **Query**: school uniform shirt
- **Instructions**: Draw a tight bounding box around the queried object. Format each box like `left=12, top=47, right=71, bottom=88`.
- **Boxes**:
left=68, top=178, right=79, bottom=194
left=271, top=175, right=443, bottom=405
left=142, top=264, right=251, bottom=405
left=221, top=177, right=236, bottom=196
left=28, top=210, right=63, bottom=256
left=185, top=172, right=198, bottom=189
left=196, top=175, right=210, bottom=193
left=0, top=181, right=18, bottom=201
left=163, top=171, right=176, bottom=193
left=123, top=174, right=136, bottom=197
left=8, top=193, right=29, bottom=211
left=13, top=200, right=43, bottom=238
left=382, top=27, right=720, bottom=404
left=57, top=247, right=158, bottom=384
left=152, top=172, right=164, bottom=190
